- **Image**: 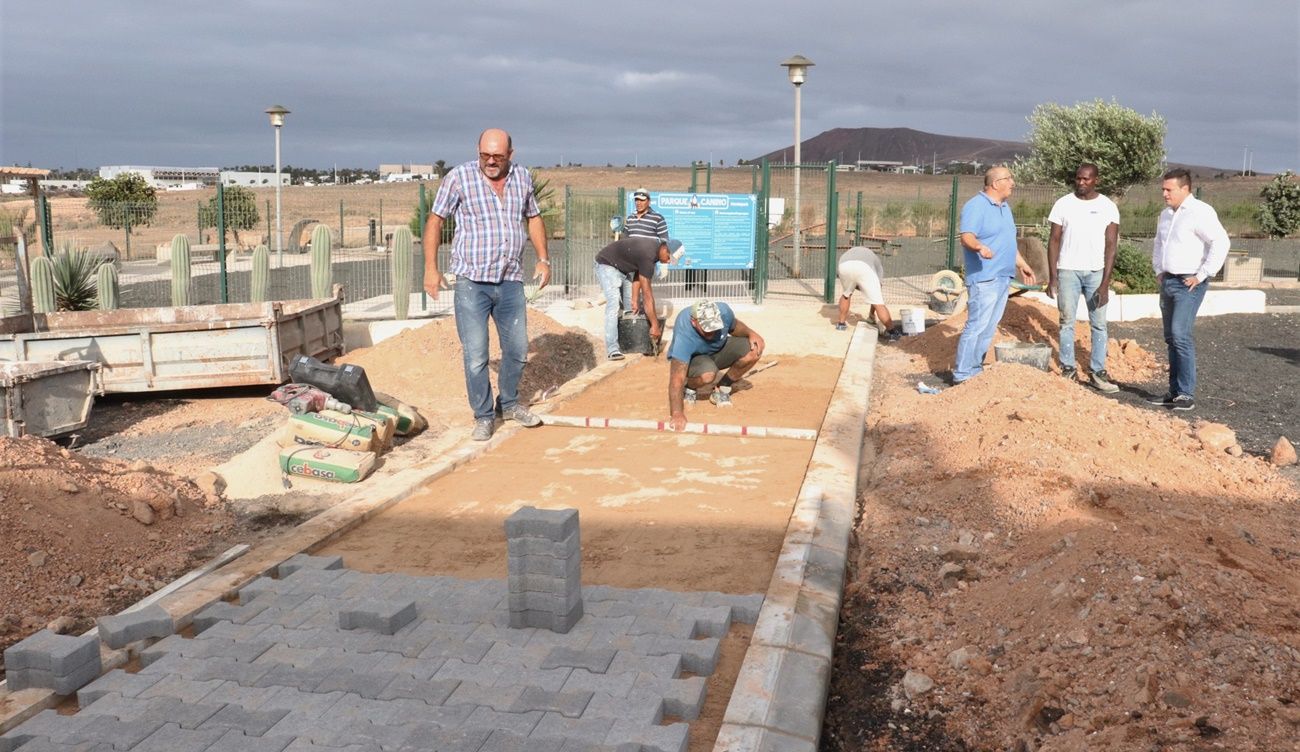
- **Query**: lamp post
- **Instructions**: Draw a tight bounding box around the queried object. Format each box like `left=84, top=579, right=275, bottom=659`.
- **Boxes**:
left=780, top=55, right=813, bottom=278
left=265, top=105, right=290, bottom=267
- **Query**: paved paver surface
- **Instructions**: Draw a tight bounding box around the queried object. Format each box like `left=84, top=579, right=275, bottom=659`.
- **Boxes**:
left=2, top=563, right=760, bottom=752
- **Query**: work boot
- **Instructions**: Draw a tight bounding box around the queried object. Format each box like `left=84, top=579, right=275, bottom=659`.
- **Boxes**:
left=710, top=389, right=732, bottom=407
left=501, top=404, right=543, bottom=427
left=1090, top=370, right=1119, bottom=393
left=471, top=418, right=495, bottom=441
left=683, top=388, right=697, bottom=405
left=1060, top=365, right=1077, bottom=380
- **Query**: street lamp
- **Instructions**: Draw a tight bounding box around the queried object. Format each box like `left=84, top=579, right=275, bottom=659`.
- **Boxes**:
left=265, top=105, right=290, bottom=267
left=780, top=55, right=813, bottom=278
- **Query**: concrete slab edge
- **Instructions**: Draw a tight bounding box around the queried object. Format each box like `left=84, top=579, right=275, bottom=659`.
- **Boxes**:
left=0, top=352, right=639, bottom=732
left=715, top=324, right=876, bottom=751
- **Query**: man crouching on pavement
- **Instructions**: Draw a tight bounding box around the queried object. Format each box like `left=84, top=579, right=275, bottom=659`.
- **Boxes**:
left=667, top=301, right=765, bottom=431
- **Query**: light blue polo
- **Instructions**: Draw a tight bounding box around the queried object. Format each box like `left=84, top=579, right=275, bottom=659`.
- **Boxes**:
left=960, top=192, right=1017, bottom=283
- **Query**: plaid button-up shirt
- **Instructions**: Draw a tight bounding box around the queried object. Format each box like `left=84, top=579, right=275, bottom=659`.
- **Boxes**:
left=431, top=160, right=540, bottom=283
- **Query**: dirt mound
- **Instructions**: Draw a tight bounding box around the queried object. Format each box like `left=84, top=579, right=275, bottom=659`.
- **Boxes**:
left=899, top=296, right=1161, bottom=384
left=0, top=436, right=232, bottom=665
left=840, top=353, right=1300, bottom=749
left=341, top=310, right=600, bottom=429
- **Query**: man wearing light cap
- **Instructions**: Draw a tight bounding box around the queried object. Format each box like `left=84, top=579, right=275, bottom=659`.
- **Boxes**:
left=666, top=300, right=765, bottom=431
left=624, top=187, right=669, bottom=246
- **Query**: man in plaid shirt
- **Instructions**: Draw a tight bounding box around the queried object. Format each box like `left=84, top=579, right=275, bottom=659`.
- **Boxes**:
left=423, top=128, right=551, bottom=441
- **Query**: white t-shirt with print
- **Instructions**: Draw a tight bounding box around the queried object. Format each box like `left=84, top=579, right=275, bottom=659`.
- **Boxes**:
left=1048, top=193, right=1120, bottom=271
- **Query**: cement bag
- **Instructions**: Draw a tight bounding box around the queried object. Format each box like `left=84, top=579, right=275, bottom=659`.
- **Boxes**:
left=374, top=390, right=427, bottom=435
left=281, top=411, right=378, bottom=453
left=278, top=445, right=376, bottom=484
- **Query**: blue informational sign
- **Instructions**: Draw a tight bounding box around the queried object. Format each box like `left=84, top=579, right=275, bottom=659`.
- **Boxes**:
left=626, top=192, right=757, bottom=270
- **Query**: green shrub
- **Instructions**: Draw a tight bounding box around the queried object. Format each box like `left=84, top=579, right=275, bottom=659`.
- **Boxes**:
left=1110, top=242, right=1157, bottom=294
left=1257, top=172, right=1300, bottom=238
left=50, top=247, right=102, bottom=311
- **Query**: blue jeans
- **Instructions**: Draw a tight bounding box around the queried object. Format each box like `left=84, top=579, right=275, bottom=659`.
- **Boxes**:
left=594, top=262, right=632, bottom=356
left=1056, top=269, right=1108, bottom=373
left=1159, top=274, right=1208, bottom=398
left=953, top=276, right=1011, bottom=382
left=453, top=277, right=528, bottom=421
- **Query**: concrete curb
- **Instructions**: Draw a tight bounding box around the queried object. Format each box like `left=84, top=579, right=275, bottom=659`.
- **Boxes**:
left=714, top=324, right=876, bottom=751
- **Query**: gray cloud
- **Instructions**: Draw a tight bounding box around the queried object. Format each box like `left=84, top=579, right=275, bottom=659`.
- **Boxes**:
left=2, top=0, right=1295, bottom=172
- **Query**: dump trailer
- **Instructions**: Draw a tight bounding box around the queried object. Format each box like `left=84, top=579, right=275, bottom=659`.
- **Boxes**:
left=0, top=294, right=344, bottom=394
left=1, top=360, right=101, bottom=438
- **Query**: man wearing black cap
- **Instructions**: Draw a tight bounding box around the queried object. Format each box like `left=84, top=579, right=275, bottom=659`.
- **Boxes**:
left=624, top=187, right=669, bottom=247
left=594, top=236, right=673, bottom=359
left=665, top=300, right=765, bottom=431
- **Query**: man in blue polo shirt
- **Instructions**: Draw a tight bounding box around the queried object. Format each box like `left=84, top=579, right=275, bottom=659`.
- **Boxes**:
left=666, top=301, right=765, bottom=431
left=952, top=166, right=1038, bottom=384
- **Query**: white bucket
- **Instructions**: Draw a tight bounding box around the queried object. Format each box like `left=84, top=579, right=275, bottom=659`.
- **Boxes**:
left=900, top=307, right=926, bottom=335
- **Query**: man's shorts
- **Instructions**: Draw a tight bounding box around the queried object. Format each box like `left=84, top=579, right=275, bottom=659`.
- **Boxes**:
left=687, top=336, right=750, bottom=378
left=837, top=259, right=884, bottom=305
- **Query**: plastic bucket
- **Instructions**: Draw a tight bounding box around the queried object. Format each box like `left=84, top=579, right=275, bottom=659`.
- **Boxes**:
left=899, top=307, right=925, bottom=335
left=993, top=342, right=1051, bottom=371
left=617, top=313, right=662, bottom=355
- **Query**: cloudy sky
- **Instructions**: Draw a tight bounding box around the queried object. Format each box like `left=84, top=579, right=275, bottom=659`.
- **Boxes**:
left=2, top=1, right=1296, bottom=173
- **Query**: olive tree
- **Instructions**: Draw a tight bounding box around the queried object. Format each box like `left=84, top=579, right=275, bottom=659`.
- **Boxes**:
left=1257, top=171, right=1300, bottom=238
left=1017, top=99, right=1166, bottom=198
left=199, top=186, right=261, bottom=244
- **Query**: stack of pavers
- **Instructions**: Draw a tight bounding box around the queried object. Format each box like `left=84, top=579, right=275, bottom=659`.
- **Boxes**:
left=505, top=506, right=583, bottom=633
left=1, top=552, right=763, bottom=752
left=2, top=631, right=100, bottom=695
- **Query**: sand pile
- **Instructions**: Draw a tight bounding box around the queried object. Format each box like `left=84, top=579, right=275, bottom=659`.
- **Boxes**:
left=341, top=310, right=600, bottom=429
left=846, top=354, right=1300, bottom=749
left=0, top=436, right=230, bottom=664
left=899, top=296, right=1162, bottom=384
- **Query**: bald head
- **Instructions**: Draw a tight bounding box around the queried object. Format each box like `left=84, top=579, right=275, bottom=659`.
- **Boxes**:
left=984, top=166, right=1011, bottom=187
left=477, top=128, right=513, bottom=180
left=983, top=166, right=1015, bottom=201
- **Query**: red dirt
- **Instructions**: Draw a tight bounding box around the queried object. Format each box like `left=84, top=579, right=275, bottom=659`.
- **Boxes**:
left=832, top=341, right=1300, bottom=750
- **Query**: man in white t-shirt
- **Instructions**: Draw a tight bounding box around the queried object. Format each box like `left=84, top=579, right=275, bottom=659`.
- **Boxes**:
left=1047, top=163, right=1121, bottom=392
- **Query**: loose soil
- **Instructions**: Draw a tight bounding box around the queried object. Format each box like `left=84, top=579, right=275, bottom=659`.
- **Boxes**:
left=821, top=303, right=1300, bottom=750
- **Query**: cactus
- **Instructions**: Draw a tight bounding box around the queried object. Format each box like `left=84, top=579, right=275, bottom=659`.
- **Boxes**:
left=251, top=244, right=270, bottom=303
left=170, top=234, right=191, bottom=306
left=31, top=256, right=55, bottom=313
left=96, top=263, right=119, bottom=310
left=310, top=225, right=332, bottom=299
left=390, top=226, right=413, bottom=320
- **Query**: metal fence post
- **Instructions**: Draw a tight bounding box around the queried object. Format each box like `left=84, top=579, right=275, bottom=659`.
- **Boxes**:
left=217, top=182, right=228, bottom=303
left=824, top=163, right=838, bottom=303
left=946, top=175, right=960, bottom=271
left=854, top=191, right=863, bottom=245
left=339, top=200, right=344, bottom=247
left=123, top=208, right=132, bottom=259
left=756, top=159, right=771, bottom=303
left=265, top=199, right=271, bottom=248
left=418, top=184, right=428, bottom=310
left=198, top=201, right=204, bottom=244
left=378, top=199, right=384, bottom=248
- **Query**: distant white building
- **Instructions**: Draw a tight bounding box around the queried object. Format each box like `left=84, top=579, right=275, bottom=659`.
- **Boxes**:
left=379, top=163, right=434, bottom=177
left=99, top=165, right=220, bottom=188
left=219, top=171, right=291, bottom=187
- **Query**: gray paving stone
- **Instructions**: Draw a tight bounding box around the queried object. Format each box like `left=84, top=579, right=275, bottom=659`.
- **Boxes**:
left=396, top=724, right=493, bottom=752
left=631, top=675, right=707, bottom=720
left=254, top=644, right=334, bottom=668
left=559, top=741, right=642, bottom=752
left=507, top=572, right=582, bottom=599
left=506, top=552, right=581, bottom=578
left=136, top=674, right=223, bottom=705
left=277, top=554, right=345, bottom=578
left=509, top=603, right=583, bottom=634
left=0, top=737, right=103, bottom=752
left=199, top=681, right=283, bottom=709
left=197, top=703, right=290, bottom=736
left=444, top=681, right=525, bottom=711
left=606, top=651, right=680, bottom=679
left=560, top=669, right=636, bottom=699
left=468, top=624, right=535, bottom=649
left=95, top=605, right=174, bottom=650
left=205, top=729, right=294, bottom=752
left=239, top=577, right=295, bottom=604
left=77, top=670, right=164, bottom=707
left=625, top=615, right=696, bottom=639
left=140, top=635, right=273, bottom=666
left=604, top=718, right=689, bottom=752
left=531, top=713, right=616, bottom=745
left=0, top=710, right=91, bottom=750
left=701, top=592, right=765, bottom=624
left=252, top=663, right=336, bottom=692
left=416, top=639, right=493, bottom=664
left=583, top=691, right=664, bottom=725
left=192, top=657, right=276, bottom=686
left=503, top=506, right=578, bottom=541
left=507, top=590, right=581, bottom=614
left=5, top=660, right=101, bottom=695
left=462, top=707, right=542, bottom=737
left=504, top=530, right=579, bottom=558
left=260, top=687, right=347, bottom=717
left=667, top=604, right=732, bottom=638
left=3, top=630, right=99, bottom=673
left=539, top=647, right=615, bottom=674
left=508, top=686, right=592, bottom=718
left=638, top=636, right=720, bottom=675
left=130, top=722, right=227, bottom=752
left=369, top=654, right=446, bottom=681
left=376, top=674, right=460, bottom=705
left=481, top=730, right=564, bottom=752
left=193, top=604, right=272, bottom=634
left=281, top=740, right=382, bottom=752
left=321, top=720, right=413, bottom=750
left=314, top=668, right=394, bottom=699
left=66, top=716, right=166, bottom=750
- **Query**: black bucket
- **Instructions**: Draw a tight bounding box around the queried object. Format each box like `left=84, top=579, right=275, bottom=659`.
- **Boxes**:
left=617, top=313, right=662, bottom=355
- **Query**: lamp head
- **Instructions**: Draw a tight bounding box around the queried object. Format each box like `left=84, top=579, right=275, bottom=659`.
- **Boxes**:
left=780, top=55, right=814, bottom=86
left=265, top=105, right=290, bottom=128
